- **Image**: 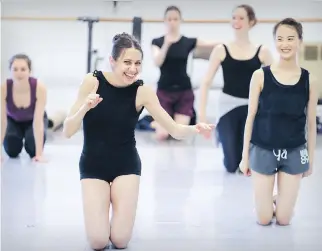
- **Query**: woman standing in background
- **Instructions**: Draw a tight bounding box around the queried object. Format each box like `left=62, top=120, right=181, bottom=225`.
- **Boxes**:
left=151, top=5, right=219, bottom=140
left=198, top=4, right=273, bottom=173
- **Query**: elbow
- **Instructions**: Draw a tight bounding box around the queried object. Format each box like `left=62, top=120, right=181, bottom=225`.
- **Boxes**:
left=169, top=124, right=184, bottom=140
left=308, top=118, right=317, bottom=133
left=200, top=79, right=212, bottom=93
left=152, top=56, right=163, bottom=67
left=63, top=129, right=72, bottom=139
left=62, top=119, right=73, bottom=138
left=153, top=60, right=162, bottom=67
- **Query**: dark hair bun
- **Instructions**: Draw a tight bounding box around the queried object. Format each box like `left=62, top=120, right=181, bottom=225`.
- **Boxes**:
left=111, top=32, right=143, bottom=60
left=112, top=32, right=132, bottom=43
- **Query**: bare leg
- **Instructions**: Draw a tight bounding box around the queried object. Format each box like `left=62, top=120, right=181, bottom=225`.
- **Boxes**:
left=110, top=175, right=140, bottom=249
left=252, top=170, right=276, bottom=225
left=275, top=171, right=302, bottom=225
left=81, top=179, right=111, bottom=250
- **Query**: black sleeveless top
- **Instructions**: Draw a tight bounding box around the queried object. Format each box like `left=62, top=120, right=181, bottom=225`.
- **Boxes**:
left=251, top=66, right=310, bottom=150
left=81, top=70, right=144, bottom=156
left=221, top=44, right=262, bottom=99
left=152, top=36, right=197, bottom=91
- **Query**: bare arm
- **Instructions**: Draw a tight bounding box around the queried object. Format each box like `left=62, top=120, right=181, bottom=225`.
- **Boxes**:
left=139, top=86, right=198, bottom=139
left=1, top=83, right=7, bottom=147
left=63, top=74, right=98, bottom=138
left=33, top=82, right=47, bottom=157
left=151, top=43, right=171, bottom=67
left=307, top=74, right=318, bottom=168
left=195, top=39, right=222, bottom=49
left=198, top=44, right=224, bottom=122
left=242, top=69, right=264, bottom=159
left=259, top=45, right=274, bottom=66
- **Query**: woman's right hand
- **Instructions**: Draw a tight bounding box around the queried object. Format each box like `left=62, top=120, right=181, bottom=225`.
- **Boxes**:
left=164, top=35, right=179, bottom=45
left=85, top=81, right=103, bottom=109
left=239, top=157, right=251, bottom=176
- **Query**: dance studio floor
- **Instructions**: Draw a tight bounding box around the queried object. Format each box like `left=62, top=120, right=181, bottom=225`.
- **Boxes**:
left=2, top=131, right=322, bottom=251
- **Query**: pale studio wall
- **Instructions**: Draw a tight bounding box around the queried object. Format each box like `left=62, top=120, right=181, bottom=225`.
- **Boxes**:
left=1, top=0, right=322, bottom=117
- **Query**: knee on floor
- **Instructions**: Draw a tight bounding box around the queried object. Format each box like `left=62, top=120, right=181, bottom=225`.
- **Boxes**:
left=24, top=140, right=36, bottom=158
left=257, top=214, right=273, bottom=226
left=110, top=233, right=130, bottom=249
left=4, top=141, right=22, bottom=158
left=225, top=162, right=239, bottom=173
left=275, top=215, right=291, bottom=226
left=89, top=237, right=109, bottom=250
left=6, top=149, right=21, bottom=158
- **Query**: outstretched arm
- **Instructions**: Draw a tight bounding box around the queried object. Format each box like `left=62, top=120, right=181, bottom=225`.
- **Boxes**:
left=195, top=39, right=221, bottom=49
left=139, top=86, right=213, bottom=140
left=33, top=81, right=47, bottom=157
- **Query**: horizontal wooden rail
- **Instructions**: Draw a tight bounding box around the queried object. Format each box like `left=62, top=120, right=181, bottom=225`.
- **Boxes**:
left=2, top=16, right=322, bottom=23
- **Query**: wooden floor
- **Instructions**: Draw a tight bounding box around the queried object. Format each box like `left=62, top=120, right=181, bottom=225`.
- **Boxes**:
left=1, top=131, right=322, bottom=251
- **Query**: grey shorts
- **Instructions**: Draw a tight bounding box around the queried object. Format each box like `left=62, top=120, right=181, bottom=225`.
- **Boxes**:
left=249, top=144, right=309, bottom=175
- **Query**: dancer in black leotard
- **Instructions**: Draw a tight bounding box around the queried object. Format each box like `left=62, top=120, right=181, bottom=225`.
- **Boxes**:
left=63, top=32, right=214, bottom=250
left=151, top=5, right=219, bottom=140
left=199, top=5, right=273, bottom=173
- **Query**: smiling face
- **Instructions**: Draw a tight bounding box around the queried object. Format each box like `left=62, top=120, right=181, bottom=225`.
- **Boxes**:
left=110, top=48, right=143, bottom=85
left=231, top=5, right=256, bottom=34
left=110, top=33, right=144, bottom=85
left=274, top=24, right=302, bottom=60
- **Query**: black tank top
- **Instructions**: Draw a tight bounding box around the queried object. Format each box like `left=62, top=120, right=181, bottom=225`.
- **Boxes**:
left=221, top=44, right=262, bottom=99
left=81, top=70, right=144, bottom=156
left=251, top=66, right=310, bottom=150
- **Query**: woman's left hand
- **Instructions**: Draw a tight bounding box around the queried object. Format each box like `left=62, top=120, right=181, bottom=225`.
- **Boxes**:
left=32, top=155, right=48, bottom=163
left=195, top=123, right=215, bottom=139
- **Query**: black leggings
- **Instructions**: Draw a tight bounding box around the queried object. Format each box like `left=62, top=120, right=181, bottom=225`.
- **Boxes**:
left=3, top=115, right=47, bottom=158
left=216, top=105, right=248, bottom=173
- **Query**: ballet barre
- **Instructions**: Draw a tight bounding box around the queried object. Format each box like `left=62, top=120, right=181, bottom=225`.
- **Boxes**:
left=2, top=16, right=322, bottom=23
left=3, top=16, right=322, bottom=72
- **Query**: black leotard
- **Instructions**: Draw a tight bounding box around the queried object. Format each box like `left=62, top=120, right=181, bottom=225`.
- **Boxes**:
left=79, top=70, right=144, bottom=183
